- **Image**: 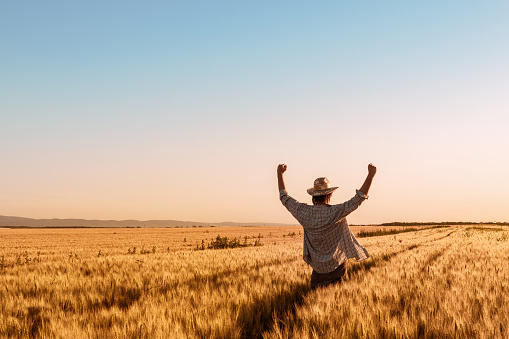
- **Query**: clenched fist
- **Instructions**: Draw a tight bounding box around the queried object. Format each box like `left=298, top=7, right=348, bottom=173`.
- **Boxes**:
left=277, top=164, right=287, bottom=174
left=368, top=163, right=377, bottom=176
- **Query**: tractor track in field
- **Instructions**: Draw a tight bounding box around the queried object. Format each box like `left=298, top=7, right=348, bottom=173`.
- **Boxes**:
left=349, top=229, right=457, bottom=278
left=234, top=228, right=459, bottom=339
left=161, top=230, right=458, bottom=296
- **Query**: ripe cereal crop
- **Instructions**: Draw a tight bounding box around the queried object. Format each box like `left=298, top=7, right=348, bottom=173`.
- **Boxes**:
left=0, top=225, right=508, bottom=338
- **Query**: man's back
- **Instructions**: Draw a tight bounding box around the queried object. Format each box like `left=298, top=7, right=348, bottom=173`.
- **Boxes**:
left=280, top=188, right=370, bottom=273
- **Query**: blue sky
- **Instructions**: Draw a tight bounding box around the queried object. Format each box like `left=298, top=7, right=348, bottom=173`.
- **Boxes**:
left=1, top=2, right=508, bottom=223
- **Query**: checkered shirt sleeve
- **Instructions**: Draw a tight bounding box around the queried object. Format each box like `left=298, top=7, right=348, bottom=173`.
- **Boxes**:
left=280, top=189, right=370, bottom=273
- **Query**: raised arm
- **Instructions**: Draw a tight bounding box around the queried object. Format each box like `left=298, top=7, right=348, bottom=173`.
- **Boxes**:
left=277, top=164, right=287, bottom=192
left=359, top=163, right=377, bottom=196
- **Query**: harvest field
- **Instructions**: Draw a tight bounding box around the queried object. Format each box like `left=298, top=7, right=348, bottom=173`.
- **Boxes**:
left=1, top=225, right=508, bottom=338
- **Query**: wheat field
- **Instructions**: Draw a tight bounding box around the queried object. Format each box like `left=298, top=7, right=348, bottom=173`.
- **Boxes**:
left=1, top=225, right=508, bottom=338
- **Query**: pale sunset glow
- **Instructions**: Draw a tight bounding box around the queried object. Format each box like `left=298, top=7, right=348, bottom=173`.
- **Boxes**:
left=1, top=2, right=508, bottom=224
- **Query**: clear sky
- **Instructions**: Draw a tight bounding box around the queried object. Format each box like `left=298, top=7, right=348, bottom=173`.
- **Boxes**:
left=1, top=1, right=508, bottom=225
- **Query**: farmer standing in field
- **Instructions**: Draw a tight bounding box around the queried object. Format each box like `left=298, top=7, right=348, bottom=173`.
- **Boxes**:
left=277, top=163, right=376, bottom=290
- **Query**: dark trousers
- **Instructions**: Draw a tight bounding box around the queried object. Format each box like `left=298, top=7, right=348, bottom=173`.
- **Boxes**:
left=310, top=262, right=348, bottom=290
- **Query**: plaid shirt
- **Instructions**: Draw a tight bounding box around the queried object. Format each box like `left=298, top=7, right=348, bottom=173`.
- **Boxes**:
left=280, top=189, right=370, bottom=273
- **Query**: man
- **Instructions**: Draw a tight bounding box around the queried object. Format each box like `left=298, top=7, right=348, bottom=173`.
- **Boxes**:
left=277, top=163, right=377, bottom=290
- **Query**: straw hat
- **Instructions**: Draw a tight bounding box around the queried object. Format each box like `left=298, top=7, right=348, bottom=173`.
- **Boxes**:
left=307, top=177, right=338, bottom=196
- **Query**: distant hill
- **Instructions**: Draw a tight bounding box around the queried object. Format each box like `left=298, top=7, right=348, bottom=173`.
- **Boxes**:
left=0, top=215, right=295, bottom=228
left=2, top=215, right=504, bottom=229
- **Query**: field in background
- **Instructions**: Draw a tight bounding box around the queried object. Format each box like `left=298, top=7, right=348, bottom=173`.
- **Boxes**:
left=1, top=225, right=508, bottom=338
